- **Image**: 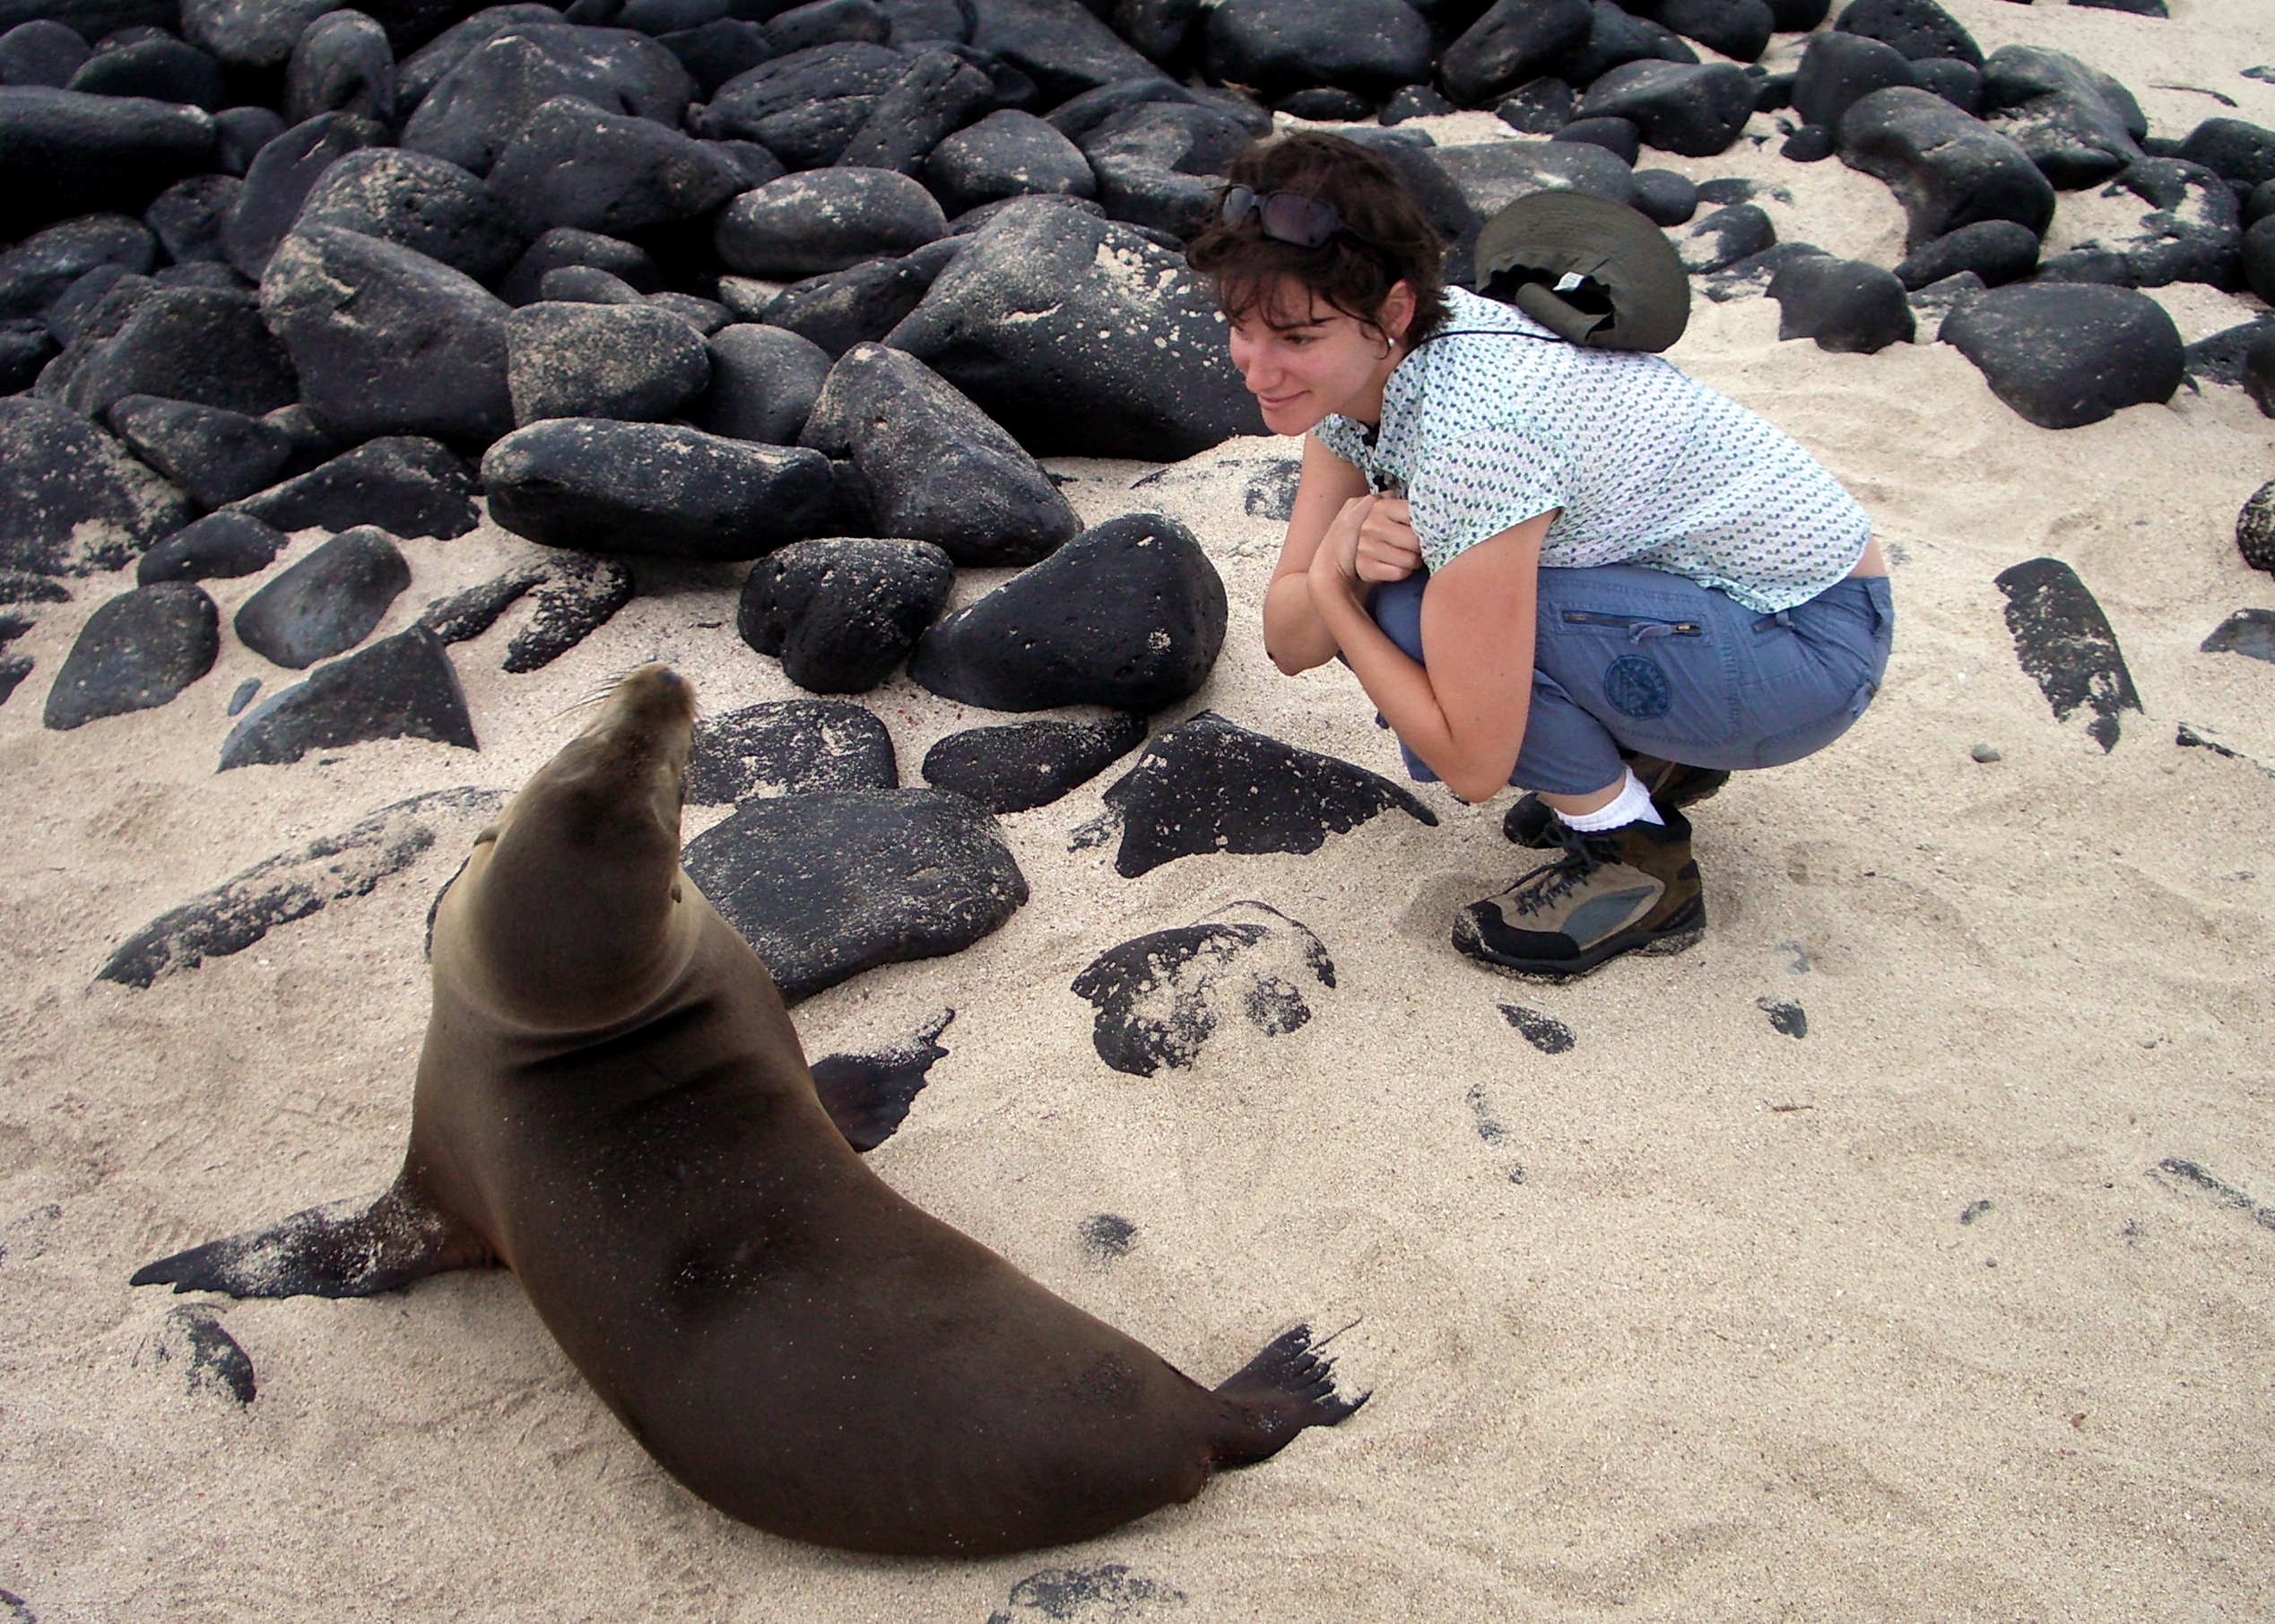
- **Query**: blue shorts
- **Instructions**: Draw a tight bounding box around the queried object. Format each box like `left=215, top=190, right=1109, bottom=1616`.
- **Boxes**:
left=1367, top=562, right=1895, bottom=796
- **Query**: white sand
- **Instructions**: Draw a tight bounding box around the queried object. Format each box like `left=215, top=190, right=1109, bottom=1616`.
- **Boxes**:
left=5, top=2, right=2275, bottom=1617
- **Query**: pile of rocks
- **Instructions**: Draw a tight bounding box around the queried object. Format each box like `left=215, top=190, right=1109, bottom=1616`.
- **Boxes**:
left=0, top=0, right=2270, bottom=782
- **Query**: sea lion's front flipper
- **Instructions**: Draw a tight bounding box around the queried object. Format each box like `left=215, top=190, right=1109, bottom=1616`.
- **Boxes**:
left=131, top=1176, right=492, bottom=1299
left=1207, top=1324, right=1370, bottom=1468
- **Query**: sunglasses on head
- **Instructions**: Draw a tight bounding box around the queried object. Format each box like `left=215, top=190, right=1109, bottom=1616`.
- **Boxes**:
left=1218, top=186, right=1348, bottom=249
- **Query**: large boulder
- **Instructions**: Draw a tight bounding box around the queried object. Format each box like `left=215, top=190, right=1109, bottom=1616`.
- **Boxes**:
left=0, top=19, right=94, bottom=87
left=1767, top=253, right=1914, bottom=353
left=108, top=395, right=294, bottom=508
left=1838, top=86, right=2055, bottom=249
left=798, top=343, right=1076, bottom=566
left=0, top=212, right=155, bottom=319
left=714, top=165, right=946, bottom=278
left=689, top=40, right=906, bottom=168
left=682, top=787, right=1028, bottom=1003
left=399, top=23, right=695, bottom=177
left=221, top=110, right=387, bottom=280
left=506, top=300, right=712, bottom=424
left=482, top=418, right=834, bottom=557
left=66, top=35, right=228, bottom=109
left=1555, top=0, right=1698, bottom=91
left=967, top=0, right=1157, bottom=105
left=135, top=509, right=287, bottom=583
left=1892, top=218, right=2038, bottom=290
left=1834, top=0, right=1979, bottom=68
left=499, top=226, right=662, bottom=305
left=737, top=535, right=955, bottom=693
left=1977, top=45, right=2143, bottom=190
left=0, top=395, right=192, bottom=576
left=0, top=87, right=216, bottom=235
left=1076, top=99, right=1255, bottom=236
left=1087, top=711, right=1436, bottom=880
left=751, top=238, right=961, bottom=359
left=883, top=199, right=1261, bottom=459
left=218, top=625, right=478, bottom=769
left=1426, top=138, right=1638, bottom=220
left=42, top=581, right=217, bottom=729
left=695, top=321, right=831, bottom=442
left=907, top=512, right=1226, bottom=713
left=1790, top=30, right=1913, bottom=138
left=685, top=698, right=899, bottom=804
left=292, top=147, right=525, bottom=283
left=2177, top=118, right=2275, bottom=195
left=1636, top=0, right=1768, bottom=64
left=922, top=108, right=1094, bottom=216
left=261, top=224, right=515, bottom=446
left=233, top=525, right=410, bottom=668
left=44, top=285, right=296, bottom=420
left=230, top=436, right=480, bottom=538
left=285, top=7, right=397, bottom=124
left=1941, top=282, right=2183, bottom=430
left=1437, top=0, right=1590, bottom=109
left=920, top=712, right=1144, bottom=814
left=2106, top=158, right=2241, bottom=291
left=1570, top=59, right=1753, bottom=158
left=184, top=0, right=340, bottom=68
left=1199, top=0, right=1435, bottom=106
left=835, top=46, right=995, bottom=176
left=487, top=94, right=746, bottom=237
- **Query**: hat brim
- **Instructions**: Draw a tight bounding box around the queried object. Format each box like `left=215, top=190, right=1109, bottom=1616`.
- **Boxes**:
left=1472, top=190, right=1690, bottom=353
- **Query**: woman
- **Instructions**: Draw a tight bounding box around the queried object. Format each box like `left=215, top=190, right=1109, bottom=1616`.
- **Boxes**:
left=1185, top=132, right=1892, bottom=979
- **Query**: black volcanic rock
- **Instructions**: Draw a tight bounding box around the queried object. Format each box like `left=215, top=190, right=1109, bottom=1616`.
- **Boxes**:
left=42, top=581, right=217, bottom=728
left=798, top=342, right=1077, bottom=566
left=1571, top=59, right=1753, bottom=158
left=108, top=395, right=294, bottom=508
left=685, top=697, right=899, bottom=803
left=807, top=1008, right=953, bottom=1153
left=1076, top=98, right=1254, bottom=236
left=185, top=0, right=351, bottom=68
left=1791, top=30, right=1912, bottom=138
left=135, top=509, right=287, bottom=583
left=2177, top=118, right=2275, bottom=194
left=1437, top=0, right=1590, bottom=109
left=293, top=147, right=524, bottom=283
left=690, top=39, right=905, bottom=165
left=143, top=173, right=239, bottom=265
left=230, top=437, right=479, bottom=539
left=261, top=224, right=515, bottom=447
left=1837, top=86, right=2054, bottom=248
left=44, top=284, right=296, bottom=421
left=696, top=321, right=831, bottom=442
left=1977, top=44, right=2142, bottom=190
left=506, top=300, right=712, bottom=424
left=752, top=238, right=960, bottom=359
left=68, top=34, right=227, bottom=109
left=482, top=418, right=834, bottom=557
left=714, top=166, right=947, bottom=279
left=233, top=525, right=410, bottom=668
left=0, top=87, right=216, bottom=235
left=908, top=512, right=1225, bottom=713
left=1767, top=253, right=1914, bottom=352
left=141, top=1304, right=256, bottom=1405
left=0, top=396, right=192, bottom=576
left=1087, top=711, right=1437, bottom=880
left=835, top=45, right=995, bottom=176
left=488, top=93, right=745, bottom=238
left=221, top=110, right=386, bottom=279
left=1428, top=138, right=1638, bottom=221
left=923, top=108, right=1094, bottom=215
left=285, top=9, right=395, bottom=123
left=0, top=212, right=154, bottom=318
left=883, top=199, right=1260, bottom=459
left=1199, top=0, right=1435, bottom=105
left=1993, top=556, right=2140, bottom=751
left=1631, top=167, right=1698, bottom=226
left=0, top=21, right=91, bottom=88
left=654, top=17, right=774, bottom=95
left=682, top=787, right=1026, bottom=1003
left=737, top=534, right=953, bottom=693
left=499, top=551, right=635, bottom=672
left=499, top=226, right=663, bottom=305
left=1554, top=2, right=1696, bottom=94
left=0, top=316, right=54, bottom=388
left=1941, top=282, right=2182, bottom=429
left=921, top=711, right=1144, bottom=814
left=1072, top=901, right=1334, bottom=1077
left=1675, top=203, right=1775, bottom=274
left=218, top=625, right=477, bottom=769
left=1893, top=218, right=2038, bottom=289
left=967, top=0, right=1156, bottom=105
left=765, top=0, right=892, bottom=55
left=1834, top=0, right=1979, bottom=68
left=2237, top=479, right=2275, bottom=573
left=399, top=22, right=695, bottom=178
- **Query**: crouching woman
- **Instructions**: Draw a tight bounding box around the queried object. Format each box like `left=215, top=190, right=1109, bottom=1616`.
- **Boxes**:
left=1186, top=132, right=1892, bottom=979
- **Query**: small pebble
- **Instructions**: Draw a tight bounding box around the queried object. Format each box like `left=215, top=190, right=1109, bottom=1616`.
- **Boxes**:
left=227, top=677, right=259, bottom=716
left=1970, top=743, right=2001, bottom=763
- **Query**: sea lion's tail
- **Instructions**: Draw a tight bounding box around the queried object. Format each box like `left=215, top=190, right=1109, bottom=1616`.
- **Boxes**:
left=1206, top=1324, right=1370, bottom=1468
left=130, top=1177, right=491, bottom=1299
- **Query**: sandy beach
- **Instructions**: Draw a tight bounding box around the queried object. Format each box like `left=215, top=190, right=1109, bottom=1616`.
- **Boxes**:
left=4, top=0, right=2275, bottom=1617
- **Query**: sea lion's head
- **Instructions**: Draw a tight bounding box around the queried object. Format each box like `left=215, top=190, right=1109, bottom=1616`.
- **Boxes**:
left=443, top=663, right=702, bottom=1029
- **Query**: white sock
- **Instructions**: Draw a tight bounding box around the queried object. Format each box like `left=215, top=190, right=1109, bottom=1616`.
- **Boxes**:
left=1556, top=769, right=1664, bottom=832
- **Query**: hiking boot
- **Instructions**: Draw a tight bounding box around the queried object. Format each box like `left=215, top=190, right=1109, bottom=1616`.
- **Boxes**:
left=1456, top=807, right=1706, bottom=980
left=1500, top=755, right=1732, bottom=848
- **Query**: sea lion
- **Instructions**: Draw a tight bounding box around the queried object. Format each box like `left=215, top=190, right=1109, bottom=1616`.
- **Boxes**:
left=133, top=664, right=1363, bottom=1556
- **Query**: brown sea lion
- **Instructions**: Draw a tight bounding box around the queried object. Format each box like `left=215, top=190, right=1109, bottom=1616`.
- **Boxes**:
left=133, top=664, right=1363, bottom=1556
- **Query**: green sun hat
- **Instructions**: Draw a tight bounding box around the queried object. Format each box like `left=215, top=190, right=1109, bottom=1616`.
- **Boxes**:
left=1472, top=189, right=1690, bottom=353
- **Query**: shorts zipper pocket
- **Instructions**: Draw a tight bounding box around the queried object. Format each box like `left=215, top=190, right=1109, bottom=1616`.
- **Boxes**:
left=1561, top=611, right=1703, bottom=640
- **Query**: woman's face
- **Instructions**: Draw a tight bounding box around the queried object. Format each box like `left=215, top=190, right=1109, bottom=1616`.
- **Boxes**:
left=1228, top=280, right=1412, bottom=437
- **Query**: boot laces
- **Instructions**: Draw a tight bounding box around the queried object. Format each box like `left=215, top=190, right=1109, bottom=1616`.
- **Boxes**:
left=1505, top=822, right=1618, bottom=917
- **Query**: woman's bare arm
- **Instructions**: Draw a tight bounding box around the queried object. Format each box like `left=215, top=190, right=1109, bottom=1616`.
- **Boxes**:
left=1263, top=433, right=1373, bottom=675
left=1306, top=508, right=1555, bottom=804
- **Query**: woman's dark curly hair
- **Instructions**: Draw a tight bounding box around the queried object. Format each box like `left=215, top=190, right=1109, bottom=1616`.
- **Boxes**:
left=1186, top=131, right=1449, bottom=346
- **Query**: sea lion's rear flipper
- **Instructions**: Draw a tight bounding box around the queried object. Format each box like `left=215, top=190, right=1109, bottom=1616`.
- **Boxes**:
left=808, top=1010, right=953, bottom=1153
left=1207, top=1324, right=1370, bottom=1468
left=130, top=1177, right=492, bottom=1299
